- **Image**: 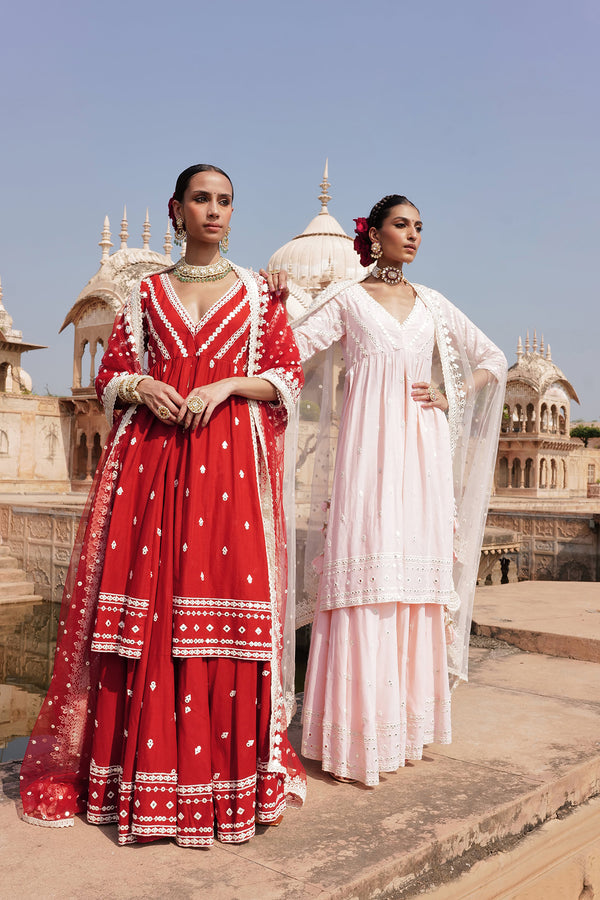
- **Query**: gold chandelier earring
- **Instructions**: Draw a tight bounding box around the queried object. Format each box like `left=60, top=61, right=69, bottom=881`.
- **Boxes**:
left=174, top=217, right=186, bottom=246
left=370, top=240, right=383, bottom=260
left=220, top=226, right=231, bottom=254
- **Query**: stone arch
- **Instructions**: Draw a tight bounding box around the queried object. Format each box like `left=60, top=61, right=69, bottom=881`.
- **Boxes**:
left=559, top=560, right=590, bottom=581
left=512, top=404, right=524, bottom=433
left=76, top=432, right=88, bottom=479
left=498, top=457, right=509, bottom=488
left=501, top=404, right=510, bottom=433
left=526, top=403, right=535, bottom=433
left=91, top=432, right=102, bottom=474
left=75, top=339, right=89, bottom=389
left=511, top=458, right=522, bottom=488
left=540, top=403, right=548, bottom=432
left=559, top=405, right=567, bottom=435
left=0, top=362, right=12, bottom=392
left=0, top=429, right=8, bottom=455
left=539, top=458, right=548, bottom=488
left=524, top=458, right=534, bottom=488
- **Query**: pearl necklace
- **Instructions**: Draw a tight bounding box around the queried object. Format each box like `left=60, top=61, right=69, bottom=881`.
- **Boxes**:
left=173, top=257, right=233, bottom=283
left=372, top=264, right=407, bottom=286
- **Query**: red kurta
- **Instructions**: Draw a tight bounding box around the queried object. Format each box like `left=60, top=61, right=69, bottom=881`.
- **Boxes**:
left=20, top=269, right=306, bottom=846
left=94, top=276, right=275, bottom=661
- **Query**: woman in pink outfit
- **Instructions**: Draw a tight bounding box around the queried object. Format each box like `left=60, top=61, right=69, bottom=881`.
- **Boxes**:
left=292, top=194, right=507, bottom=785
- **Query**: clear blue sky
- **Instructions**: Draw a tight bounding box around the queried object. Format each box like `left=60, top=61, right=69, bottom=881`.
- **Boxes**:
left=1, top=0, right=598, bottom=418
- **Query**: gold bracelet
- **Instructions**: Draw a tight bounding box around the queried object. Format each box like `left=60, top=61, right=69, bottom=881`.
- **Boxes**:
left=118, top=374, right=153, bottom=405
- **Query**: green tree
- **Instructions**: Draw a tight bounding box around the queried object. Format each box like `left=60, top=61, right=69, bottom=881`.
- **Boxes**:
left=570, top=425, right=600, bottom=447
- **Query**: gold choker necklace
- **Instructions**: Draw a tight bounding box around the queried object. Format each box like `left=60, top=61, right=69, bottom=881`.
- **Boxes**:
left=372, top=264, right=407, bottom=286
left=173, top=257, right=233, bottom=283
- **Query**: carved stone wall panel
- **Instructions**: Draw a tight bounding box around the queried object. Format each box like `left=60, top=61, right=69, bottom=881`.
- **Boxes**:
left=534, top=557, right=555, bottom=579
left=0, top=503, right=80, bottom=602
left=557, top=555, right=592, bottom=581
left=0, top=506, right=10, bottom=536
left=54, top=516, right=72, bottom=543
left=534, top=518, right=555, bottom=537
left=54, top=565, right=68, bottom=597
left=8, top=537, right=24, bottom=559
left=27, top=515, right=52, bottom=540
left=53, top=546, right=72, bottom=565
left=9, top=515, right=25, bottom=537
left=535, top=540, right=555, bottom=553
left=556, top=519, right=592, bottom=540
left=30, top=565, right=50, bottom=588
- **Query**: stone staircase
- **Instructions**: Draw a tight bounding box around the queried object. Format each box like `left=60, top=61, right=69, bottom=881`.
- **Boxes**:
left=0, top=546, right=43, bottom=605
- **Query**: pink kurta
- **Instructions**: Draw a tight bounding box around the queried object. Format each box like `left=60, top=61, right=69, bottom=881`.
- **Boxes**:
left=294, top=285, right=454, bottom=784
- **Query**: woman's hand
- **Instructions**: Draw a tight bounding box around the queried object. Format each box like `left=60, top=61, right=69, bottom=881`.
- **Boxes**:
left=411, top=382, right=449, bottom=412
left=177, top=380, right=235, bottom=431
left=259, top=268, right=289, bottom=305
left=138, top=378, right=185, bottom=424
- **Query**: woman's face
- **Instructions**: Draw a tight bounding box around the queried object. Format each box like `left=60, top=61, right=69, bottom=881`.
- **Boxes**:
left=371, top=203, right=422, bottom=266
left=173, top=170, right=234, bottom=247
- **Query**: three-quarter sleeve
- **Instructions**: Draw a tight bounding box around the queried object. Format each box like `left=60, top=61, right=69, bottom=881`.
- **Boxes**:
left=252, top=279, right=304, bottom=424
left=439, top=293, right=507, bottom=383
left=292, top=294, right=346, bottom=363
left=95, top=283, right=146, bottom=424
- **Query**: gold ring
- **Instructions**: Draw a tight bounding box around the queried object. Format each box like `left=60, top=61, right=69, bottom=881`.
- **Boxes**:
left=428, top=387, right=437, bottom=402
left=157, top=405, right=171, bottom=420
left=187, top=396, right=206, bottom=415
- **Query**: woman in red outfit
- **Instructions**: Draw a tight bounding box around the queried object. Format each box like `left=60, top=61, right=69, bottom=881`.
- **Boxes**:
left=20, top=164, right=306, bottom=846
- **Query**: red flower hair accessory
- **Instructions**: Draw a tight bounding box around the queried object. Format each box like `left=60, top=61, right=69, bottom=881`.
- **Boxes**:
left=353, top=217, right=372, bottom=267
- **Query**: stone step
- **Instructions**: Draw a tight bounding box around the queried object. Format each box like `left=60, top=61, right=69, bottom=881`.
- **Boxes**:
left=0, top=581, right=38, bottom=600
left=0, top=555, right=19, bottom=569
left=473, top=581, right=600, bottom=664
left=0, top=592, right=43, bottom=606
left=0, top=568, right=28, bottom=583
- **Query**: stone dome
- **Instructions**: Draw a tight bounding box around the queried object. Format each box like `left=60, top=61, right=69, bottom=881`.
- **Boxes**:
left=267, top=163, right=369, bottom=301
left=61, top=209, right=173, bottom=331
left=508, top=332, right=579, bottom=402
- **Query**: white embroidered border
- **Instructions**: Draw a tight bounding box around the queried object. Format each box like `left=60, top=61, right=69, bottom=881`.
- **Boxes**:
left=213, top=315, right=251, bottom=360
left=147, top=277, right=188, bottom=357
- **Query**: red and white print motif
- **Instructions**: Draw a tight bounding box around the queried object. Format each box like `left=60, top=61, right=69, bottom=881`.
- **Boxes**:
left=92, top=275, right=294, bottom=662
left=87, top=652, right=289, bottom=847
left=19, top=269, right=306, bottom=837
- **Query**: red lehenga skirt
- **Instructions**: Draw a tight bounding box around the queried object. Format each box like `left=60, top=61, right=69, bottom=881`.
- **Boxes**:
left=88, top=647, right=295, bottom=846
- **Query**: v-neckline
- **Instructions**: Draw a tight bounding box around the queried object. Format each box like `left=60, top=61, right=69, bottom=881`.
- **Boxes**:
left=356, top=282, right=421, bottom=331
left=161, top=273, right=242, bottom=335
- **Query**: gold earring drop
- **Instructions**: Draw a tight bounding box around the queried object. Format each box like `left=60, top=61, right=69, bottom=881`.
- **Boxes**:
left=370, top=240, right=383, bottom=260
left=174, top=217, right=186, bottom=246
left=220, top=226, right=230, bottom=254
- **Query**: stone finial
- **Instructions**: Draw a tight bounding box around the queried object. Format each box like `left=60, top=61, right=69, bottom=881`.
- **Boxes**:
left=99, top=216, right=113, bottom=263
left=318, top=159, right=331, bottom=213
left=163, top=221, right=173, bottom=260
left=525, top=330, right=530, bottom=353
left=119, top=205, right=129, bottom=250
left=142, top=209, right=151, bottom=249
left=546, top=343, right=552, bottom=361
left=533, top=330, right=538, bottom=354
left=517, top=335, right=523, bottom=360
left=540, top=333, right=545, bottom=355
